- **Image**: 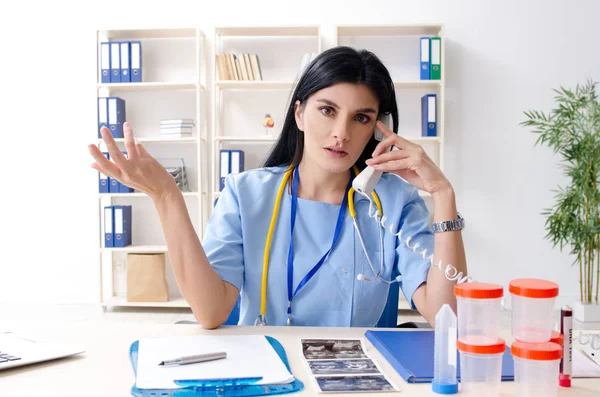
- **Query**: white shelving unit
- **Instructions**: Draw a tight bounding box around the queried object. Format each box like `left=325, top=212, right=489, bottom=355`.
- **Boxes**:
left=335, top=24, right=445, bottom=311
left=216, top=81, right=295, bottom=90
left=335, top=24, right=445, bottom=179
left=96, top=81, right=199, bottom=92
left=103, top=296, right=190, bottom=308
left=100, top=245, right=169, bottom=254
left=211, top=25, right=321, bottom=207
left=94, top=24, right=445, bottom=313
left=95, top=27, right=208, bottom=310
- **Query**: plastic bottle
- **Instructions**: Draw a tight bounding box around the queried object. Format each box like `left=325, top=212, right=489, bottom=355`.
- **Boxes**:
left=432, top=304, right=459, bottom=394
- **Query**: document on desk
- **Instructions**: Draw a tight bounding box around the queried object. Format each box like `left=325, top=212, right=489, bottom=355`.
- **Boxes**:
left=574, top=347, right=600, bottom=378
left=136, top=335, right=294, bottom=389
left=301, top=339, right=399, bottom=393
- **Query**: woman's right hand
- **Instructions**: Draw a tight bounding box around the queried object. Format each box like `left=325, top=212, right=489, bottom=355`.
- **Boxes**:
left=89, top=122, right=178, bottom=202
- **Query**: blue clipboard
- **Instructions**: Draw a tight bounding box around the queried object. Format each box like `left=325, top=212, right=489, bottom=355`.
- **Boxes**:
left=129, top=336, right=304, bottom=397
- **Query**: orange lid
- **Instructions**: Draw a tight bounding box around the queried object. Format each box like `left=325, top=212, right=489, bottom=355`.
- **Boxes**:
left=454, top=282, right=503, bottom=299
left=457, top=338, right=506, bottom=355
left=508, top=278, right=559, bottom=298
left=511, top=341, right=562, bottom=361
left=550, top=331, right=564, bottom=346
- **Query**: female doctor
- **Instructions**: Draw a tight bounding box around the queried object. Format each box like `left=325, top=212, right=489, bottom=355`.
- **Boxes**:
left=89, top=46, right=467, bottom=329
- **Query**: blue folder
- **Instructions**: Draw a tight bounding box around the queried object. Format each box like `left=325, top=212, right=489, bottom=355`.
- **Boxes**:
left=365, top=330, right=514, bottom=383
left=113, top=205, right=132, bottom=248
left=421, top=94, right=437, bottom=137
left=107, top=96, right=126, bottom=139
left=129, top=336, right=303, bottom=396
left=420, top=37, right=430, bottom=80
left=100, top=42, right=111, bottom=83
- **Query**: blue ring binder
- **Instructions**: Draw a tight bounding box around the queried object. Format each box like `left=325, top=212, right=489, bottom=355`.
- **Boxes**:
left=129, top=336, right=304, bottom=397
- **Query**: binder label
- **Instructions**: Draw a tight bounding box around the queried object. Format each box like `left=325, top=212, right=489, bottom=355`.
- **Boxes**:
left=120, top=42, right=129, bottom=76
left=428, top=96, right=436, bottom=122
left=115, top=208, right=123, bottom=234
left=105, top=207, right=113, bottom=233
left=231, top=151, right=241, bottom=174
left=101, top=43, right=110, bottom=74
left=111, top=43, right=120, bottom=76
left=431, top=40, right=441, bottom=67
left=98, top=98, right=108, bottom=124
left=108, top=98, right=117, bottom=125
left=131, top=43, right=140, bottom=69
left=421, top=39, right=430, bottom=62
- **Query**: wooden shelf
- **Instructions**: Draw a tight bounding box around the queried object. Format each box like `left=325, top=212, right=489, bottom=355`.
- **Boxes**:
left=101, top=136, right=199, bottom=144
left=103, top=296, right=190, bottom=308
left=216, top=26, right=319, bottom=37
left=96, top=82, right=201, bottom=92
left=216, top=80, right=294, bottom=90
left=394, top=80, right=442, bottom=89
left=101, top=245, right=168, bottom=253
left=336, top=24, right=443, bottom=37
left=100, top=28, right=198, bottom=40
left=214, top=136, right=437, bottom=144
left=99, top=192, right=199, bottom=199
left=215, top=136, right=277, bottom=142
left=404, top=136, right=442, bottom=143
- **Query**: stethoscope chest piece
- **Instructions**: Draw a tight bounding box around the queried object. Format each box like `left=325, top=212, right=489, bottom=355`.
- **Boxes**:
left=254, top=314, right=267, bottom=326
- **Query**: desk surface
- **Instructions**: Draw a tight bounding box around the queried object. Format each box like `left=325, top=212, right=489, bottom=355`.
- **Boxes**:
left=1, top=323, right=598, bottom=397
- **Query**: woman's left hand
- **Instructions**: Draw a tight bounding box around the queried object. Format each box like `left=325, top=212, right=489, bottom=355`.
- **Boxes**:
left=365, top=120, right=452, bottom=196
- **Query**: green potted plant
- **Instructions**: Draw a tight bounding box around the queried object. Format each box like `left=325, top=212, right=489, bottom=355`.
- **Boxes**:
left=521, top=80, right=600, bottom=322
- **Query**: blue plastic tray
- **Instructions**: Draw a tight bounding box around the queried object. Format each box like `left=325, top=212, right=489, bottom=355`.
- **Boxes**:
left=129, top=335, right=304, bottom=397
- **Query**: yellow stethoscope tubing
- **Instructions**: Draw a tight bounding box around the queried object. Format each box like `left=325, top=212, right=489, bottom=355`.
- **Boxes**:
left=260, top=167, right=294, bottom=317
left=258, top=166, right=382, bottom=323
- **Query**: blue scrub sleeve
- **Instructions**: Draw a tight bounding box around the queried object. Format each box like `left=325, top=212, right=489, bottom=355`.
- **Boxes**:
left=394, top=188, right=434, bottom=310
left=201, top=174, right=244, bottom=292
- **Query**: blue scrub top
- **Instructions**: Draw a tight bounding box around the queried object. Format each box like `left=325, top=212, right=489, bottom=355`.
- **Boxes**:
left=202, top=166, right=433, bottom=327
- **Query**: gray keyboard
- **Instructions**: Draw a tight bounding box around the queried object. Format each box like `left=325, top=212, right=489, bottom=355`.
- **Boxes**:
left=0, top=351, right=21, bottom=363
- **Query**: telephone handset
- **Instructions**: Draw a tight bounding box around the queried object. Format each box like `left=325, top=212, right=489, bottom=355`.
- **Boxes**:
left=373, top=113, right=392, bottom=142
left=352, top=113, right=393, bottom=196
left=351, top=112, right=472, bottom=286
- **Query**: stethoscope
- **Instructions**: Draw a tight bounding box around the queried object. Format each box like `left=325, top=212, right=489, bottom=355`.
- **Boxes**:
left=254, top=166, right=400, bottom=327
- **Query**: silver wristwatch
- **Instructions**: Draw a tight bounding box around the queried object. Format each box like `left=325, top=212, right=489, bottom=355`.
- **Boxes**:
left=432, top=212, right=465, bottom=233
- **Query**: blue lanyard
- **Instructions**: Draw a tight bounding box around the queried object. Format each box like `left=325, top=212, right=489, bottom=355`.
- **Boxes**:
left=286, top=166, right=351, bottom=324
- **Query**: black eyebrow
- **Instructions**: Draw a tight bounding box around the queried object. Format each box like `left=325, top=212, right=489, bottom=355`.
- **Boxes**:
left=316, top=98, right=377, bottom=114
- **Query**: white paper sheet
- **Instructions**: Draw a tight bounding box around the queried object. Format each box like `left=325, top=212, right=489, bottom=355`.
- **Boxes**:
left=573, top=347, right=600, bottom=378
left=136, top=335, right=294, bottom=389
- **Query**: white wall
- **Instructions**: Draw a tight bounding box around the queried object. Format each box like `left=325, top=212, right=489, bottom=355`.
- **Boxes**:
left=0, top=0, right=598, bottom=305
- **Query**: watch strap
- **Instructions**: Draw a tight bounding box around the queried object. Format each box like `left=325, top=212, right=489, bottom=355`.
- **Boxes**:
left=432, top=212, right=464, bottom=233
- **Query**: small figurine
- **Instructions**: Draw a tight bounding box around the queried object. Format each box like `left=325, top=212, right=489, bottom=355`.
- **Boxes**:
left=263, top=113, right=275, bottom=135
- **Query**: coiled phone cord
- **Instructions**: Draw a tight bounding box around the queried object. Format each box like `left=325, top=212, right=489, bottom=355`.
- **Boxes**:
left=358, top=190, right=473, bottom=284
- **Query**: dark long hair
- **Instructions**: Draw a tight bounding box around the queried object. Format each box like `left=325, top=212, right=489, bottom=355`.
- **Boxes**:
left=263, top=46, right=398, bottom=171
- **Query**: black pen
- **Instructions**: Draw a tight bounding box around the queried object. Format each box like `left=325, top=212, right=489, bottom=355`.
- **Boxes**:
left=158, top=351, right=227, bottom=366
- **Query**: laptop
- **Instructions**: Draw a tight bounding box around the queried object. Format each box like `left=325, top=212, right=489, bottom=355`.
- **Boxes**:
left=0, top=331, right=85, bottom=370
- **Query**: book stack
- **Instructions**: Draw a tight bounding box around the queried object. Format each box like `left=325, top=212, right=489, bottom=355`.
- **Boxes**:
left=159, top=119, right=194, bottom=138
left=216, top=54, right=262, bottom=81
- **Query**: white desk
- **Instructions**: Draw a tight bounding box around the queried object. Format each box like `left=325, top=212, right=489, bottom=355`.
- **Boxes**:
left=1, top=323, right=599, bottom=397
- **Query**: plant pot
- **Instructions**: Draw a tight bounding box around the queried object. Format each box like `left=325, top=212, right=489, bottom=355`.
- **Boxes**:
left=572, top=300, right=600, bottom=323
